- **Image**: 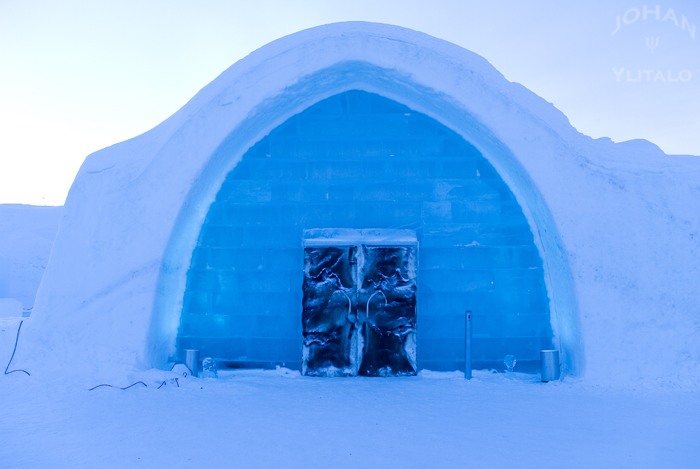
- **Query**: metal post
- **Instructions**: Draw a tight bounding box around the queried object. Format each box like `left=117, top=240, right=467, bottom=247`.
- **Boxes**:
left=465, top=310, right=472, bottom=379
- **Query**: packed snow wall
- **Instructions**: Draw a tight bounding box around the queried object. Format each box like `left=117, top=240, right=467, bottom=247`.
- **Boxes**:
left=177, top=91, right=552, bottom=372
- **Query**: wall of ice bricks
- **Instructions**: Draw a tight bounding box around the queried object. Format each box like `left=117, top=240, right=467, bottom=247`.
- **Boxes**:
left=177, top=90, right=553, bottom=372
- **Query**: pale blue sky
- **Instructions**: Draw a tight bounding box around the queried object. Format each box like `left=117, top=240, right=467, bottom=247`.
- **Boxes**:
left=1, top=0, right=698, bottom=205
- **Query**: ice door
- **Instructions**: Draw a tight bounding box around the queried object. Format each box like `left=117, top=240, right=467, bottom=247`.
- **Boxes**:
left=357, top=245, right=417, bottom=376
left=302, top=238, right=417, bottom=377
left=302, top=246, right=359, bottom=376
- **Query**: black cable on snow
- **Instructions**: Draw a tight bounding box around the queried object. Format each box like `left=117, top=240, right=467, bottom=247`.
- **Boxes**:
left=3, top=319, right=180, bottom=390
left=170, top=362, right=188, bottom=378
left=88, top=381, right=147, bottom=391
left=88, top=376, right=180, bottom=391
left=4, top=320, right=30, bottom=376
left=155, top=376, right=181, bottom=389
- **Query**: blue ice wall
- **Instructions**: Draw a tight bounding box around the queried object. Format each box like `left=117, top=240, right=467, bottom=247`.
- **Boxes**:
left=177, top=90, right=552, bottom=371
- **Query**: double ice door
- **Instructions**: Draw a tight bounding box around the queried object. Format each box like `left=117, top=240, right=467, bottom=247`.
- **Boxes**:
left=302, top=244, right=417, bottom=376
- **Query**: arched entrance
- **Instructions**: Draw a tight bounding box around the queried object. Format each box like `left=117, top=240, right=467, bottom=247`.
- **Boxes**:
left=175, top=90, right=553, bottom=373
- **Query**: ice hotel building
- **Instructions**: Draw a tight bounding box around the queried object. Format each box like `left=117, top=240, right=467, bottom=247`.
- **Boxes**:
left=30, top=21, right=695, bottom=384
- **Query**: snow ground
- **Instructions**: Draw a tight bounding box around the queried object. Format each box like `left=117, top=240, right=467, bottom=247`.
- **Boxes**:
left=2, top=319, right=698, bottom=468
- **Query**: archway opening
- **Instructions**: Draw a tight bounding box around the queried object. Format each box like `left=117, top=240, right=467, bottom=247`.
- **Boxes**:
left=175, top=90, right=553, bottom=373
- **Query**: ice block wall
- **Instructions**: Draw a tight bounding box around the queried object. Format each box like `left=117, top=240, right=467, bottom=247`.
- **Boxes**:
left=177, top=90, right=552, bottom=371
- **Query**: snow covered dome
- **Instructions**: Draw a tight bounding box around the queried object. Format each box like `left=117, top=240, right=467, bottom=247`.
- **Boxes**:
left=16, top=22, right=700, bottom=386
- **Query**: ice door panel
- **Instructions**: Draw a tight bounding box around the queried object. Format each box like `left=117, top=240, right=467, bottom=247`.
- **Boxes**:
left=302, top=246, right=359, bottom=376
left=358, top=246, right=417, bottom=376
left=302, top=243, right=417, bottom=377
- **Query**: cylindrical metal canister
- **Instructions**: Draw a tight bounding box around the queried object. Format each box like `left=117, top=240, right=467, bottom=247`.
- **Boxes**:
left=540, top=350, right=560, bottom=382
left=185, top=349, right=200, bottom=378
